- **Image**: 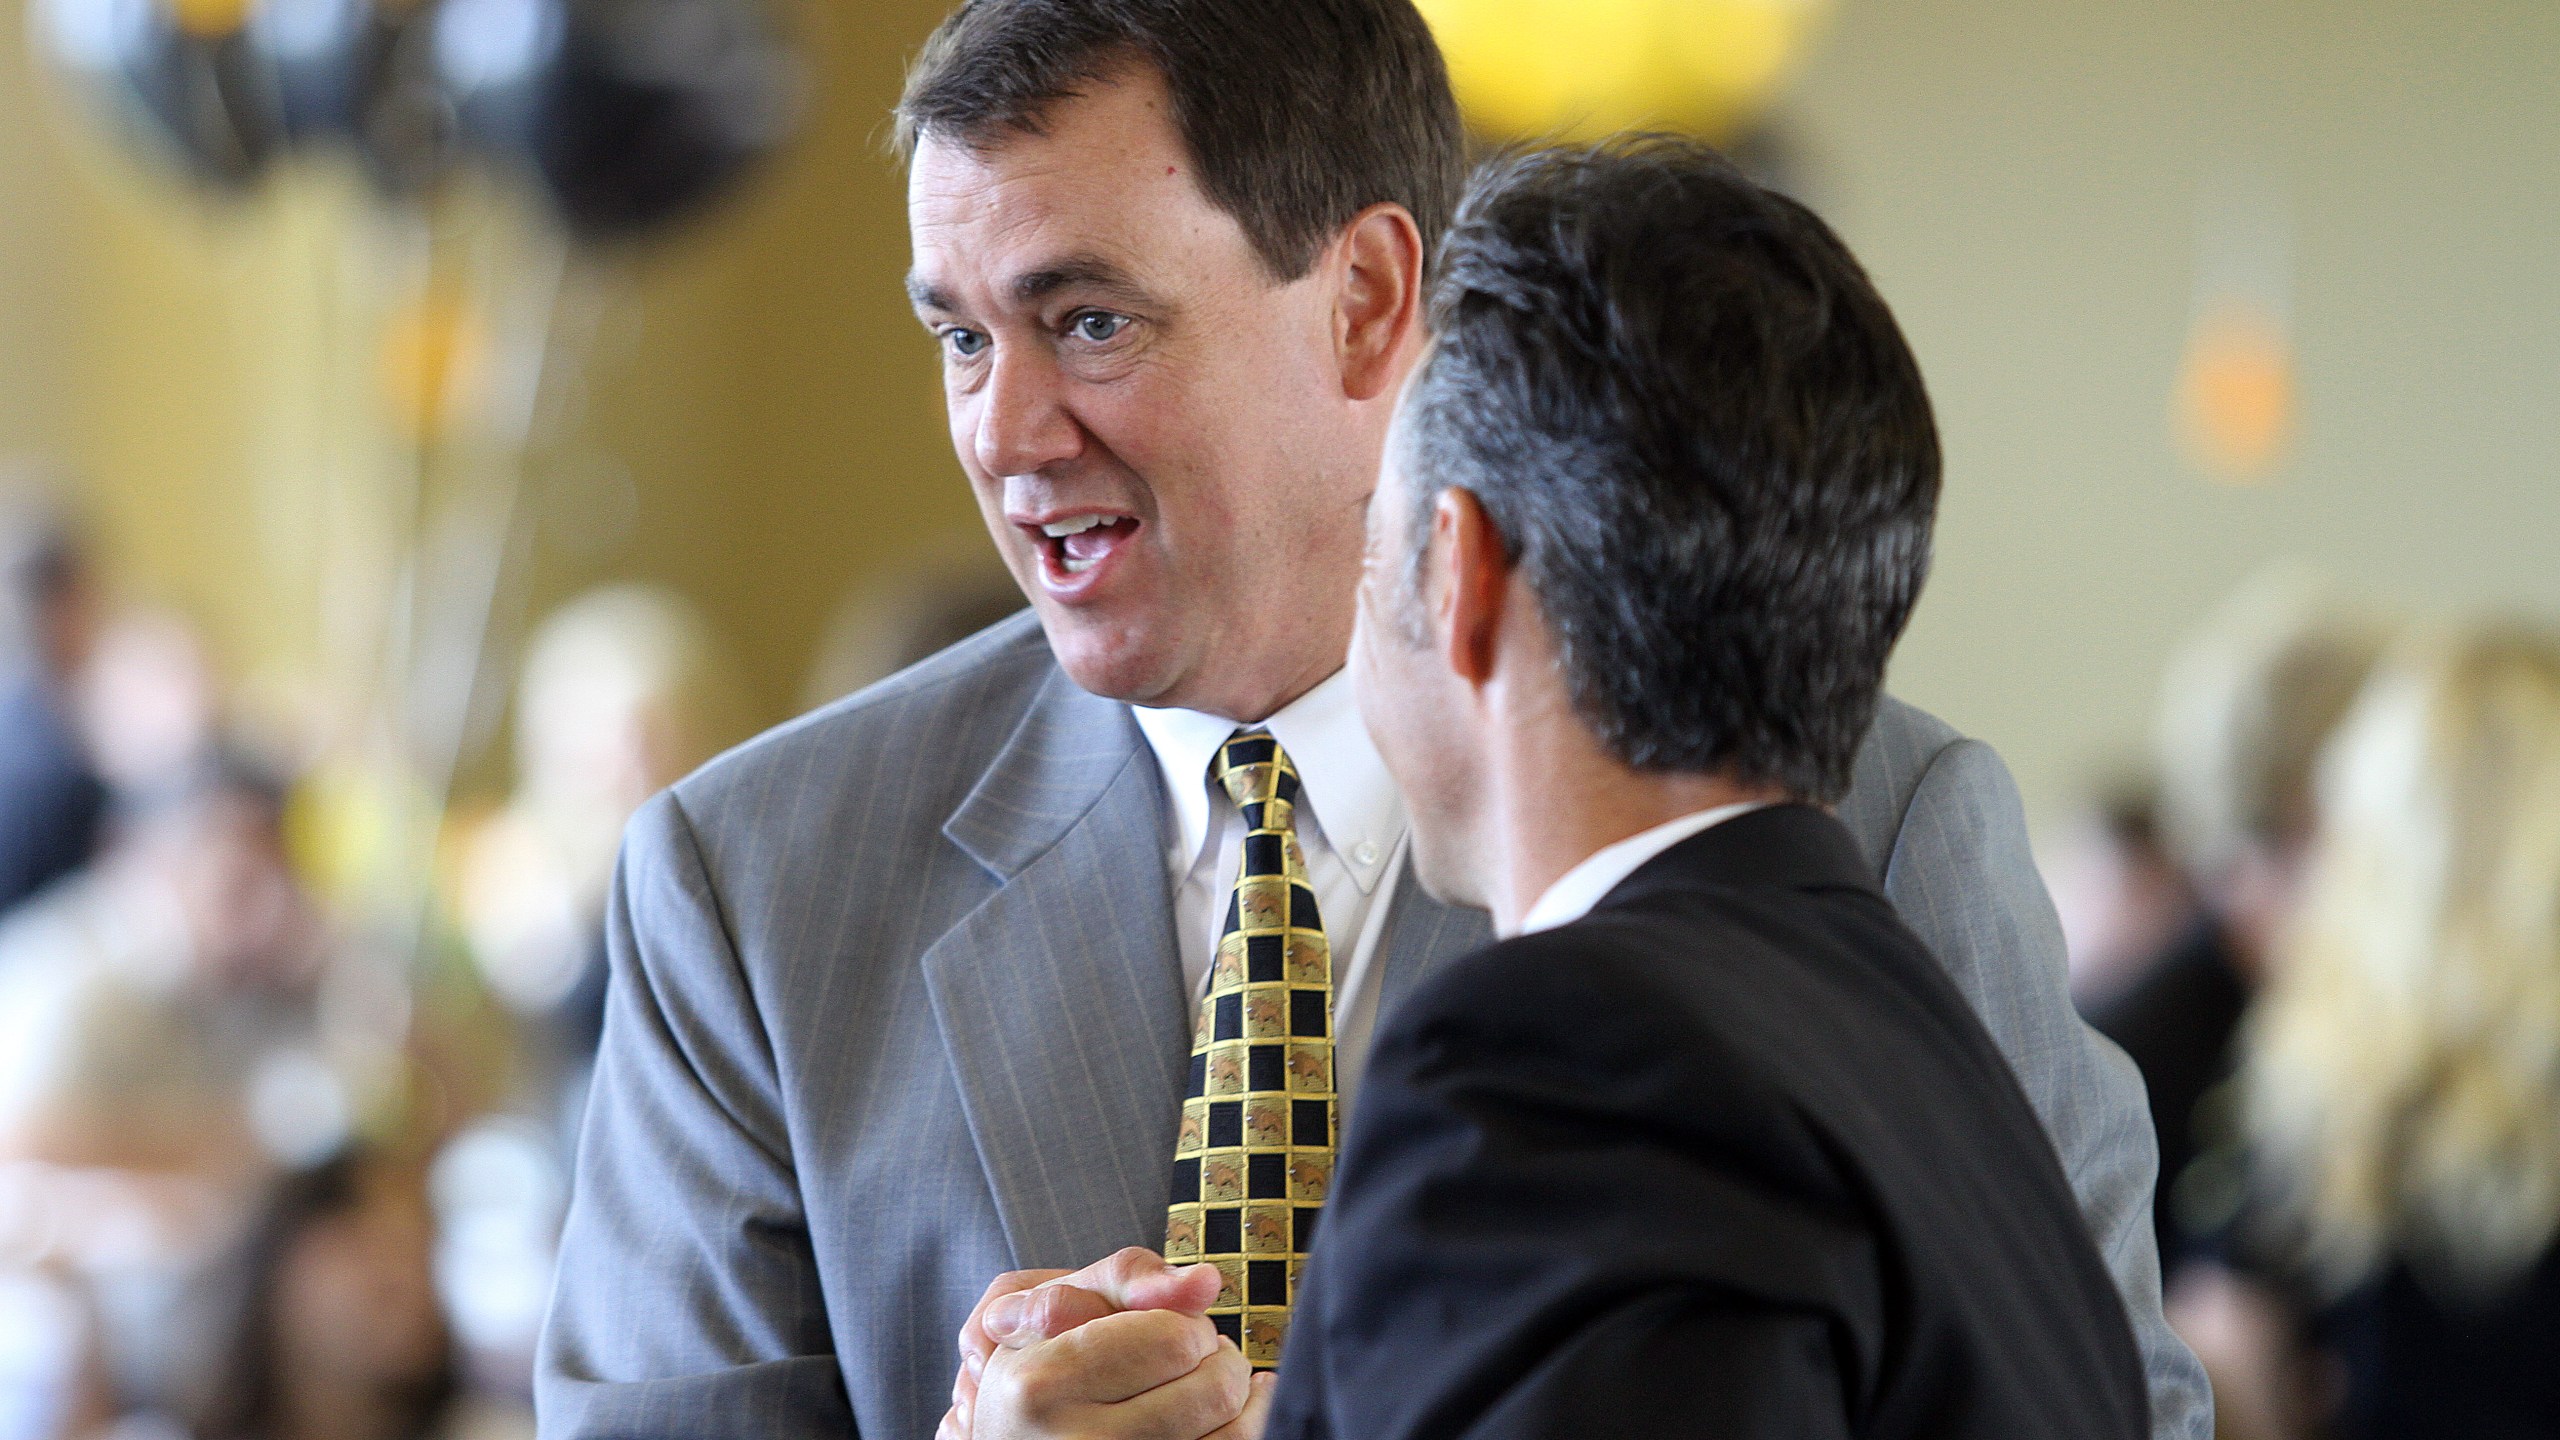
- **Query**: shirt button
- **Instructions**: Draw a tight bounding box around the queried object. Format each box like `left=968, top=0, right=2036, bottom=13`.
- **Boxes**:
left=1353, top=840, right=1381, bottom=868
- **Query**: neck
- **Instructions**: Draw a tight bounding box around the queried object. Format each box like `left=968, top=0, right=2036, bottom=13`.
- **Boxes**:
left=1478, top=698, right=1787, bottom=933
left=1185, top=645, right=1348, bottom=726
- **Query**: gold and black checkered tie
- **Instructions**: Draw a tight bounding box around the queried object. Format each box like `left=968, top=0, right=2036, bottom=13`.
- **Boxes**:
left=1164, top=729, right=1334, bottom=1371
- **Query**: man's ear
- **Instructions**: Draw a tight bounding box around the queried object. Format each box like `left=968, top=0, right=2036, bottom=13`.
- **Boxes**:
left=1334, top=204, right=1427, bottom=403
left=1433, top=488, right=1510, bottom=689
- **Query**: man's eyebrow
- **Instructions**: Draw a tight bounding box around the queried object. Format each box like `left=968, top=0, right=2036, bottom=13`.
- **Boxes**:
left=905, top=256, right=1161, bottom=316
left=1011, top=255, right=1157, bottom=309
left=906, top=273, right=954, bottom=313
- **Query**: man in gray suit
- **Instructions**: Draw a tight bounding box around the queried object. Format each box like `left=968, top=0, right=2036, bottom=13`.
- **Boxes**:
left=537, top=1, right=2209, bottom=1437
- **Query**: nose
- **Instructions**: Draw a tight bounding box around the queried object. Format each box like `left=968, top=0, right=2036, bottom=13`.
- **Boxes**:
left=971, top=347, right=1084, bottom=480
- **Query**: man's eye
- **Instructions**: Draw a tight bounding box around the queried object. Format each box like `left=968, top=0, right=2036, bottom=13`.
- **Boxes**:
left=1070, top=312, right=1128, bottom=343
left=942, top=328, right=988, bottom=358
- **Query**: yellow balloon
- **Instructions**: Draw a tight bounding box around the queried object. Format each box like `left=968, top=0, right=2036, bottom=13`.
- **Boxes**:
left=167, top=0, right=256, bottom=38
left=1416, top=0, right=1834, bottom=142
left=380, top=291, right=491, bottom=445
left=2175, top=302, right=2295, bottom=485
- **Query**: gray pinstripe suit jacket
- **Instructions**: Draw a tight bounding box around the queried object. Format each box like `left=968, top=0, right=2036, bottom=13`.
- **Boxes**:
left=535, top=611, right=2210, bottom=1440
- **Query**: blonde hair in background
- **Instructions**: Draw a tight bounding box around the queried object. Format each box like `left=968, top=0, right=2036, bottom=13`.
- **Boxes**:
left=514, top=583, right=746, bottom=814
left=2243, top=624, right=2560, bottom=1297
left=454, top=585, right=747, bottom=1016
left=800, top=536, right=1025, bottom=713
left=2155, top=564, right=2389, bottom=880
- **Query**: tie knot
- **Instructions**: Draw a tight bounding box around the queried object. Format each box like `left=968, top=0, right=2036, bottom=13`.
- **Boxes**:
left=1214, top=729, right=1303, bottom=828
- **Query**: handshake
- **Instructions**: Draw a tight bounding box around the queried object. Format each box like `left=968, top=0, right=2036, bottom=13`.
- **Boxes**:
left=941, top=1248, right=1276, bottom=1440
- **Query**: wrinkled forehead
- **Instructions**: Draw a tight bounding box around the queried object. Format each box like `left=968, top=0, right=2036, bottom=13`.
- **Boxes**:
left=904, top=80, right=1219, bottom=306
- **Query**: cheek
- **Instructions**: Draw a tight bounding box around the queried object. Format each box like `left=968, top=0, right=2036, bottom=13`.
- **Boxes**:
left=1350, top=613, right=1388, bottom=737
left=1119, top=327, right=1327, bottom=534
left=1354, top=623, right=1429, bottom=771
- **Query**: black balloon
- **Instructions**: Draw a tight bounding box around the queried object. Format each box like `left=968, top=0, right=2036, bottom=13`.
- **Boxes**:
left=31, top=0, right=280, bottom=189
left=245, top=0, right=372, bottom=141
left=436, top=0, right=799, bottom=242
left=238, top=0, right=463, bottom=200
left=356, top=5, right=471, bottom=199
left=247, top=0, right=401, bottom=142
left=32, top=0, right=800, bottom=230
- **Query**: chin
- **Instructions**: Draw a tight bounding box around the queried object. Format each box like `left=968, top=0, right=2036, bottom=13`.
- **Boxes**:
left=1037, top=607, right=1182, bottom=705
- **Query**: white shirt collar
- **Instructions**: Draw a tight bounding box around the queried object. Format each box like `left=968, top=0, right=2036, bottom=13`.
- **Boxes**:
left=1131, top=667, right=1403, bottom=894
left=1512, top=801, right=1773, bottom=937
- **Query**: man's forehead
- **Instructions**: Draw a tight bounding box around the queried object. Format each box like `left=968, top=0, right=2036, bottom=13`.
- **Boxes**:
left=903, top=70, right=1236, bottom=305
left=913, top=139, right=1140, bottom=273
left=909, top=165, right=1256, bottom=323
left=906, top=157, right=1156, bottom=307
left=906, top=75, right=1192, bottom=229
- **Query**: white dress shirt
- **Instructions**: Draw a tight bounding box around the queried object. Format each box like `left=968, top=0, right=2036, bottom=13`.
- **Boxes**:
left=1514, top=801, right=1772, bottom=937
left=1131, top=668, right=1408, bottom=1111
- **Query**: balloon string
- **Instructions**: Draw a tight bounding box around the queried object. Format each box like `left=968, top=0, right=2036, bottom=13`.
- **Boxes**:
left=388, top=218, right=587, bottom=986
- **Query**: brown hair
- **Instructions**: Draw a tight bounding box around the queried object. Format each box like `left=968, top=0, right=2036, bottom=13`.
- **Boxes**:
left=895, top=0, right=1466, bottom=280
left=195, top=1150, right=457, bottom=1440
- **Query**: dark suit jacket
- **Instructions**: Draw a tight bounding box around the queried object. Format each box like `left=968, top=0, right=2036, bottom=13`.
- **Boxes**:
left=2086, top=916, right=2250, bottom=1270
left=0, top=667, right=106, bottom=917
left=1268, top=805, right=2149, bottom=1440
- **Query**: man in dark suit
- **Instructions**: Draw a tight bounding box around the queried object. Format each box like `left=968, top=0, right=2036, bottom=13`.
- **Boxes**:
left=1265, top=138, right=2151, bottom=1438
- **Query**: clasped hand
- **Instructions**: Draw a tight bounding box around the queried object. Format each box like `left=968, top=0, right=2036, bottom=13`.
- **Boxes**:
left=940, top=1247, right=1275, bottom=1440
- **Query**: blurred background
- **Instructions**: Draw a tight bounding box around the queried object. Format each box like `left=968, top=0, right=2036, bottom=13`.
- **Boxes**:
left=0, top=0, right=2552, bottom=1437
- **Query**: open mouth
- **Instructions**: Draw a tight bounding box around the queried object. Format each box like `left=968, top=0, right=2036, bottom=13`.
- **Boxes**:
left=1030, top=513, right=1141, bottom=580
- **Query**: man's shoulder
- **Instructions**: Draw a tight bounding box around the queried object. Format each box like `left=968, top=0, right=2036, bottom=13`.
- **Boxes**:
left=1383, top=909, right=1774, bottom=1105
left=1836, top=693, right=1963, bottom=858
left=668, top=608, right=1057, bottom=830
left=1867, top=691, right=1962, bottom=754
left=1396, top=855, right=1974, bottom=1102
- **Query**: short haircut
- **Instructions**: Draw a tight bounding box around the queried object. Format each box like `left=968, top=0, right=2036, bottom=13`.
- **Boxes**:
left=894, top=0, right=1466, bottom=280
left=1400, top=137, right=1941, bottom=803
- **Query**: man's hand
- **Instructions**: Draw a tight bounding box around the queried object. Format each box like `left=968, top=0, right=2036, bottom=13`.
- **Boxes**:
left=965, top=1308, right=1266, bottom=1440
left=964, top=1248, right=1222, bottom=1379
left=942, top=1248, right=1275, bottom=1440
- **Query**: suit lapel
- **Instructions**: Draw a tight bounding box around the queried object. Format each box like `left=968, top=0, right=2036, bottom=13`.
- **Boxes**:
left=922, top=668, right=1193, bottom=1269
left=1374, top=862, right=1495, bottom=1018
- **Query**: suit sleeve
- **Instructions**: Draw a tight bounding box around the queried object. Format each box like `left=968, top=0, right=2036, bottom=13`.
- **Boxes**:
left=534, top=791, right=856, bottom=1437
left=1881, top=738, right=2212, bottom=1440
left=1268, top=938, right=1868, bottom=1440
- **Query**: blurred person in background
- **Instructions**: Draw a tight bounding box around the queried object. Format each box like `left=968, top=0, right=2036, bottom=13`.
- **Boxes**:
left=0, top=749, right=333, bottom=1428
left=0, top=749, right=325, bottom=1180
left=194, top=1148, right=466, bottom=1440
left=0, top=482, right=108, bottom=919
left=451, top=585, right=745, bottom=1147
left=73, top=612, right=220, bottom=810
left=799, top=545, right=1024, bottom=712
left=2045, top=776, right=2202, bottom=1009
left=2200, top=625, right=2560, bottom=1440
left=2090, top=571, right=2387, bottom=1272
left=443, top=586, right=743, bottom=1412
